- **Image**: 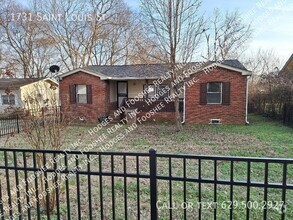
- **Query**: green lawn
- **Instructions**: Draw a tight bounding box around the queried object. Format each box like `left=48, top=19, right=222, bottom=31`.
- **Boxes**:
left=1, top=114, right=292, bottom=157
left=0, top=114, right=292, bottom=219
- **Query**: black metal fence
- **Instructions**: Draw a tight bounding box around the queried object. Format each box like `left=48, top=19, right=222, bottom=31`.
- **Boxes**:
left=0, top=115, right=20, bottom=137
left=0, top=148, right=292, bottom=219
left=249, top=99, right=293, bottom=127
left=0, top=107, right=61, bottom=137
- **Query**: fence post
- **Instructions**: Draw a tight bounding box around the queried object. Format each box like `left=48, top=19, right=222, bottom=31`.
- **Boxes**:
left=16, top=114, right=20, bottom=134
left=149, top=148, right=158, bottom=220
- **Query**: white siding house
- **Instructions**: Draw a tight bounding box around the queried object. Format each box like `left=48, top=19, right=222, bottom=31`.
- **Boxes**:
left=0, top=78, right=58, bottom=113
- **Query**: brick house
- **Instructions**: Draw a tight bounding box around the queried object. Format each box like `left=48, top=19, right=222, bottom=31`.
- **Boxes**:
left=280, top=53, right=293, bottom=77
left=59, top=60, right=251, bottom=124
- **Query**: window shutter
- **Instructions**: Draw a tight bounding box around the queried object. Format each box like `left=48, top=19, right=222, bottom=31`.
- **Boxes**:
left=222, top=82, right=231, bottom=105
left=200, top=83, right=207, bottom=105
left=69, top=84, right=76, bottom=104
left=86, top=85, right=92, bottom=104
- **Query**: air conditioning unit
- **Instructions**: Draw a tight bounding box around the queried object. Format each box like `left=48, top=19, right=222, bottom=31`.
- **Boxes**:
left=209, top=119, right=222, bottom=124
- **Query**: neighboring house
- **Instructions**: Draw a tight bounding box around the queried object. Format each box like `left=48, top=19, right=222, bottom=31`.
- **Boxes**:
left=0, top=78, right=58, bottom=113
left=59, top=60, right=251, bottom=124
left=280, top=53, right=293, bottom=77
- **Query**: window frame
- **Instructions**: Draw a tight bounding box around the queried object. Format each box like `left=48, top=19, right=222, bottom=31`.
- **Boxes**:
left=2, top=94, right=16, bottom=105
left=156, top=84, right=170, bottom=99
left=76, top=84, right=88, bottom=104
left=207, top=82, right=222, bottom=104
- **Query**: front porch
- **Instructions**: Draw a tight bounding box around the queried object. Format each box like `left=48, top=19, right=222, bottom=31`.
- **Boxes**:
left=109, top=79, right=184, bottom=108
left=108, top=79, right=183, bottom=122
left=122, top=98, right=183, bottom=113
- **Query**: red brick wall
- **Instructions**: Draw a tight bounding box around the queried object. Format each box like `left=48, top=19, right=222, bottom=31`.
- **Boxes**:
left=137, top=112, right=177, bottom=123
left=60, top=71, right=110, bottom=122
left=185, top=67, right=247, bottom=124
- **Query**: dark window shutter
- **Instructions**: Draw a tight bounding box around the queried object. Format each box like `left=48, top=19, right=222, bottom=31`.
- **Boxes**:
left=200, top=83, right=207, bottom=105
left=222, top=82, right=231, bottom=105
left=69, top=84, right=76, bottom=104
left=87, top=85, right=92, bottom=104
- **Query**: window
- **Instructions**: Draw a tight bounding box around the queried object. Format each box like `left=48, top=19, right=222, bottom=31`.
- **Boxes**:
left=144, top=84, right=170, bottom=99
left=207, top=82, right=222, bottom=104
left=200, top=82, right=230, bottom=105
left=145, top=85, right=156, bottom=98
left=69, top=84, right=92, bottom=104
left=76, top=85, right=87, bottom=104
left=2, top=94, right=15, bottom=105
left=156, top=85, right=169, bottom=98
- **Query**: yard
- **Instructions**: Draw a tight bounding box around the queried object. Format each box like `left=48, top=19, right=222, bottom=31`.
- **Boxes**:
left=1, top=114, right=292, bottom=157
left=0, top=114, right=292, bottom=219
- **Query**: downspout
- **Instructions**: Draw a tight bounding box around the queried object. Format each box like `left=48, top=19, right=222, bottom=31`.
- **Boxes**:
left=245, top=76, right=250, bottom=125
left=181, top=84, right=186, bottom=124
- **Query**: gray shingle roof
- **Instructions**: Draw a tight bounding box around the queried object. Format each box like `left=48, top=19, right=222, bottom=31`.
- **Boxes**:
left=64, top=59, right=249, bottom=79
left=0, top=78, right=43, bottom=89
left=218, top=60, right=248, bottom=71
left=84, top=64, right=170, bottom=79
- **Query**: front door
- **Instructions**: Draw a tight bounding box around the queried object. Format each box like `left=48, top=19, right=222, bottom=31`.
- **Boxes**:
left=117, top=81, right=128, bottom=107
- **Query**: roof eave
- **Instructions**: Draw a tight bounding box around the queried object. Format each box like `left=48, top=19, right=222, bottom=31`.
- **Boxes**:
left=280, top=54, right=293, bottom=73
left=59, top=68, right=108, bottom=80
left=104, top=77, right=159, bottom=80
left=0, top=86, right=21, bottom=90
left=210, top=63, right=252, bottom=76
left=59, top=63, right=252, bottom=81
left=59, top=69, right=161, bottom=80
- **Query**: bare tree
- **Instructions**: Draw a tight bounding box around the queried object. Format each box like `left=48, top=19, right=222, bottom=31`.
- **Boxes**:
left=244, top=48, right=282, bottom=75
left=243, top=48, right=282, bottom=97
left=91, top=1, right=136, bottom=65
left=244, top=49, right=292, bottom=119
left=203, top=9, right=252, bottom=61
left=141, top=0, right=205, bottom=130
left=0, top=1, right=56, bottom=78
left=20, top=83, right=69, bottom=211
left=124, top=21, right=164, bottom=64
left=34, top=0, right=130, bottom=70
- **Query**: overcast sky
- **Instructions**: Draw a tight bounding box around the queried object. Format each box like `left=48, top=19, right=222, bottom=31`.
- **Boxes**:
left=127, top=0, right=293, bottom=66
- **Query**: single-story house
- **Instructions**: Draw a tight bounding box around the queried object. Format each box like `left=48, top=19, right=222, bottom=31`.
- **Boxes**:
left=0, top=78, right=58, bottom=113
left=59, top=60, right=251, bottom=124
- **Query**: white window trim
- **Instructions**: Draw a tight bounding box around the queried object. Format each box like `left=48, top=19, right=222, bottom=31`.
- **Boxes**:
left=76, top=85, right=88, bottom=104
left=2, top=94, right=16, bottom=106
left=207, top=82, right=222, bottom=104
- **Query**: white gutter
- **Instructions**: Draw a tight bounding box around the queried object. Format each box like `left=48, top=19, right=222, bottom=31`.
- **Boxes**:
left=245, top=76, right=250, bottom=125
left=103, top=77, right=159, bottom=80
left=182, top=84, right=186, bottom=124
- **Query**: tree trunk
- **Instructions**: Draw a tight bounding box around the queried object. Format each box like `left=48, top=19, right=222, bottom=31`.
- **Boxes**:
left=174, top=85, right=183, bottom=131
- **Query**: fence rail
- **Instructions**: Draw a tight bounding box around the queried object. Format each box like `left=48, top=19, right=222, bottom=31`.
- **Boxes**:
left=249, top=101, right=293, bottom=127
left=0, top=148, right=292, bottom=219
left=0, top=106, right=61, bottom=137
left=0, top=115, right=20, bottom=137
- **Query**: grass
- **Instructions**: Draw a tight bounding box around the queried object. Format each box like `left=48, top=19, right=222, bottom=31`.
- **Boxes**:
left=0, top=114, right=292, bottom=219
left=1, top=114, right=292, bottom=157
